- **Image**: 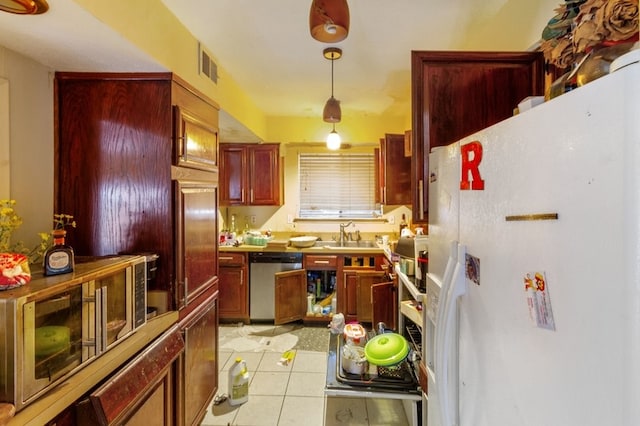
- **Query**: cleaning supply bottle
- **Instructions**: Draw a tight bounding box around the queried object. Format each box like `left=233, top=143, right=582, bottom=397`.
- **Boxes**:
left=228, top=357, right=249, bottom=406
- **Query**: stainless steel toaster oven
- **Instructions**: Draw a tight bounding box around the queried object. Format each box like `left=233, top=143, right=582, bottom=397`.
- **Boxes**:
left=0, top=255, right=147, bottom=412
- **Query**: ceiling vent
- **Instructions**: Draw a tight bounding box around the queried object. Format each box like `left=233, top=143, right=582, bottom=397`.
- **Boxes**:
left=198, top=42, right=218, bottom=84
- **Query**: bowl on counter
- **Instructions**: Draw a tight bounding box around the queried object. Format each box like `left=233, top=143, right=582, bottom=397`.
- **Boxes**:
left=289, top=236, right=318, bottom=248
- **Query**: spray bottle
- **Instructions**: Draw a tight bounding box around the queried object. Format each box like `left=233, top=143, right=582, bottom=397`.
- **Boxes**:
left=228, top=357, right=249, bottom=406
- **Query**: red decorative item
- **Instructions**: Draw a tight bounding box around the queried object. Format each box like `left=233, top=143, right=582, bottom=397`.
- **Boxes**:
left=0, top=253, right=31, bottom=289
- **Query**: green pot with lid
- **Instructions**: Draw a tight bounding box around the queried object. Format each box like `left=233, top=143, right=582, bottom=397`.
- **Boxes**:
left=364, top=332, right=410, bottom=367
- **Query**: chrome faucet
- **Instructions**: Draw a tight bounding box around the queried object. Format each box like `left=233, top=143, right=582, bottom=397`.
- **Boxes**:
left=338, top=221, right=353, bottom=246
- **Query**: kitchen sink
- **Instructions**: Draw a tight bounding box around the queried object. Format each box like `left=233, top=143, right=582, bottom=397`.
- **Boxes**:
left=313, top=240, right=378, bottom=248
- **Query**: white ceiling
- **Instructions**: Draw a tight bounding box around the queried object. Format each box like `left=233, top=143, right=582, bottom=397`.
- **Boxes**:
left=0, top=0, right=557, bottom=140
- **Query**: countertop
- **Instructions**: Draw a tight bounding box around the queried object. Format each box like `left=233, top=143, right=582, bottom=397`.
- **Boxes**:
left=219, top=243, right=386, bottom=255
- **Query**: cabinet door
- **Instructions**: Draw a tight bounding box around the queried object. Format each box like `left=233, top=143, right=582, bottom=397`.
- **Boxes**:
left=176, top=182, right=218, bottom=309
left=220, top=145, right=247, bottom=205
left=274, top=269, right=307, bottom=325
left=411, top=51, right=545, bottom=223
left=249, top=144, right=282, bottom=205
left=381, top=133, right=411, bottom=205
left=356, top=271, right=388, bottom=323
left=179, top=291, right=218, bottom=426
left=371, top=281, right=397, bottom=331
left=343, top=271, right=359, bottom=323
left=218, top=264, right=248, bottom=321
left=174, top=106, right=218, bottom=172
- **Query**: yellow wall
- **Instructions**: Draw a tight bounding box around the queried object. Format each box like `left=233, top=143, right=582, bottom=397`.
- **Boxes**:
left=70, top=0, right=403, bottom=144
left=265, top=115, right=406, bottom=145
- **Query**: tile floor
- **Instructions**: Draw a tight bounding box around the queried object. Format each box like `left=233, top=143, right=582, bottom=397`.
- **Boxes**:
left=199, top=325, right=410, bottom=426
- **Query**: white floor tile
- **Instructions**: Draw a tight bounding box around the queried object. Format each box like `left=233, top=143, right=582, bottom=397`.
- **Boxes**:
left=200, top=398, right=239, bottom=426
left=223, top=351, right=264, bottom=374
left=324, top=396, right=369, bottom=425
left=249, top=371, right=290, bottom=396
left=232, top=395, right=284, bottom=426
left=258, top=351, right=295, bottom=372
left=286, top=372, right=326, bottom=397
left=206, top=326, right=419, bottom=426
left=278, top=396, right=325, bottom=426
left=291, top=351, right=328, bottom=373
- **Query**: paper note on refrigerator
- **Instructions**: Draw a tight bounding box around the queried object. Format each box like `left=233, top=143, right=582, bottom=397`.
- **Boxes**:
left=523, top=271, right=556, bottom=331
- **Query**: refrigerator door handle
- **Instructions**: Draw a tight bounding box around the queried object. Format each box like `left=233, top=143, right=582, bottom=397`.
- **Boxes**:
left=434, top=241, right=458, bottom=371
left=436, top=243, right=467, bottom=426
left=434, top=241, right=458, bottom=425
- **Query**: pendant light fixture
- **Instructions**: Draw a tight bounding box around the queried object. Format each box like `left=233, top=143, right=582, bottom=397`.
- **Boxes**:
left=322, top=47, right=342, bottom=150
left=309, top=0, right=350, bottom=43
left=0, top=0, right=48, bottom=14
left=323, top=47, right=342, bottom=123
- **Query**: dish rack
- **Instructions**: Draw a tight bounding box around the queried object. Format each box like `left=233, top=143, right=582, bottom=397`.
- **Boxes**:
left=243, top=234, right=272, bottom=246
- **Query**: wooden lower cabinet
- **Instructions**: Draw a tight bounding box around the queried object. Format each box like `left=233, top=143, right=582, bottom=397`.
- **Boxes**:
left=218, top=253, right=249, bottom=322
left=76, top=325, right=184, bottom=425
left=258, top=253, right=394, bottom=327
left=178, top=289, right=219, bottom=426
left=340, top=254, right=391, bottom=325
left=274, top=269, right=308, bottom=325
left=342, top=270, right=387, bottom=324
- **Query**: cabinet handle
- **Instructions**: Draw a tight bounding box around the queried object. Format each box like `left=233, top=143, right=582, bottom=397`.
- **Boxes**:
left=219, top=256, right=235, bottom=260
left=241, top=189, right=245, bottom=202
left=313, top=260, right=330, bottom=264
left=250, top=188, right=254, bottom=203
left=418, top=179, right=424, bottom=220
left=240, top=270, right=244, bottom=286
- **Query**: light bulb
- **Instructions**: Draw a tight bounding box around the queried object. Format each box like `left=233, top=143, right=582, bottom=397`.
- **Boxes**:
left=326, top=130, right=341, bottom=150
left=324, top=23, right=338, bottom=34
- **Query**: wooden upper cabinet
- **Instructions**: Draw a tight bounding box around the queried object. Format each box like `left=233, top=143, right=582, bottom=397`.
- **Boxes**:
left=220, top=143, right=283, bottom=206
left=55, top=72, right=220, bottom=312
left=172, top=75, right=219, bottom=172
left=219, top=145, right=247, bottom=205
left=411, top=51, right=545, bottom=223
left=379, top=133, right=411, bottom=206
left=173, top=106, right=218, bottom=171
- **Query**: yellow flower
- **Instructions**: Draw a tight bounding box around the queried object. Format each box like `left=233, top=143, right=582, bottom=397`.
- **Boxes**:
left=0, top=200, right=72, bottom=264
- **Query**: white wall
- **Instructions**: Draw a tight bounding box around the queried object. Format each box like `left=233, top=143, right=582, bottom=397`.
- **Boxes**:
left=0, top=45, right=54, bottom=248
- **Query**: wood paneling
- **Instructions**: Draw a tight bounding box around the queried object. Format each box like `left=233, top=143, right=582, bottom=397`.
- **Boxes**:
left=410, top=51, right=545, bottom=223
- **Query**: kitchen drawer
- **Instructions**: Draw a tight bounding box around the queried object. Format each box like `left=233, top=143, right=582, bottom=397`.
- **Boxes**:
left=304, top=255, right=338, bottom=268
left=219, top=252, right=246, bottom=266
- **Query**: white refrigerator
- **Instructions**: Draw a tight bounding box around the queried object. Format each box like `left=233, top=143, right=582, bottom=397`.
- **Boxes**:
left=425, top=54, right=640, bottom=426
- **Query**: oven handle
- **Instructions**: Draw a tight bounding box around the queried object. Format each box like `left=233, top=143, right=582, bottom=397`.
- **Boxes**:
left=95, top=287, right=107, bottom=355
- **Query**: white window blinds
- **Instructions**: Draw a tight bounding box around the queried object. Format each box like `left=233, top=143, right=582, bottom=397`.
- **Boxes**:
left=299, top=153, right=377, bottom=219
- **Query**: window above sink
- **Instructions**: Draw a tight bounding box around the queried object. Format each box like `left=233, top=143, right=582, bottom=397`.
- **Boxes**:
left=298, top=152, right=382, bottom=220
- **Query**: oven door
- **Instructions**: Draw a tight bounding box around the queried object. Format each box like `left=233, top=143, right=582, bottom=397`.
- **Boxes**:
left=325, top=333, right=423, bottom=424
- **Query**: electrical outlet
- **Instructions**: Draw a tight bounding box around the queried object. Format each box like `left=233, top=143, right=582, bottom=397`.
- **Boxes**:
left=388, top=215, right=395, bottom=224
left=251, top=215, right=256, bottom=224
left=287, top=214, right=294, bottom=224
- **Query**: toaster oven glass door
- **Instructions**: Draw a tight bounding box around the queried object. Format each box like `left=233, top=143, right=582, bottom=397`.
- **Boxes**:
left=94, top=268, right=133, bottom=354
left=22, top=287, right=84, bottom=402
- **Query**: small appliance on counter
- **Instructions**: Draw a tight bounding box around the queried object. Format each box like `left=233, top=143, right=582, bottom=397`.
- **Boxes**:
left=0, top=255, right=148, bottom=412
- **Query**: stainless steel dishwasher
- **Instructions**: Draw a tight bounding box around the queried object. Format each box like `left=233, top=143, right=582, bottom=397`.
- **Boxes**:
left=249, top=252, right=303, bottom=321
